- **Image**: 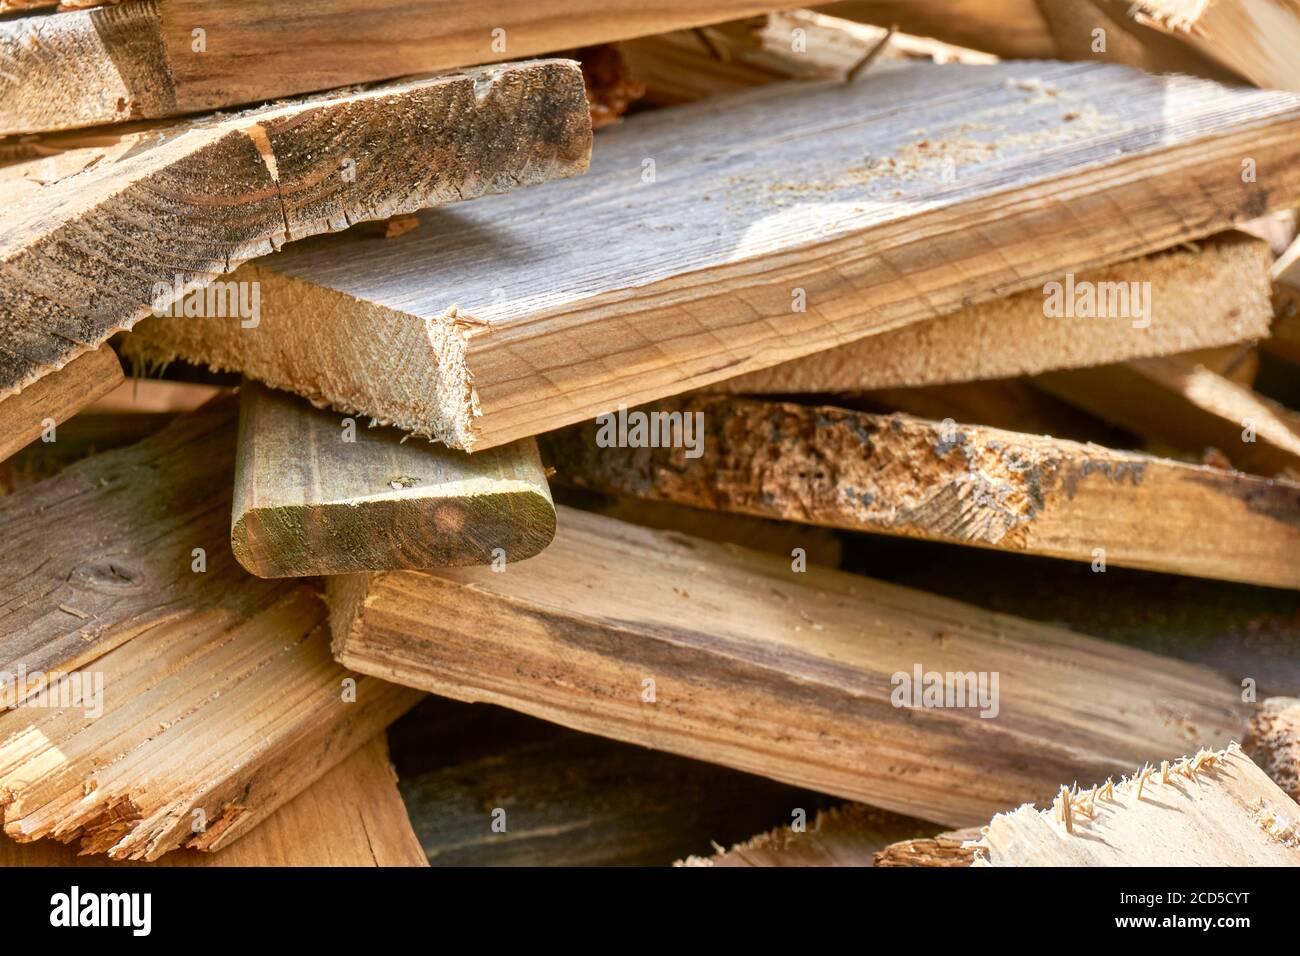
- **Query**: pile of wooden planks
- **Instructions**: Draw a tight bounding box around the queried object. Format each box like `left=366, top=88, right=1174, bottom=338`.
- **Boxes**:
left=3, top=1, right=1300, bottom=870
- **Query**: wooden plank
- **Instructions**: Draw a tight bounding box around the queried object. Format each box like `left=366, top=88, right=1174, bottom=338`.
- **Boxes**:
left=973, top=743, right=1300, bottom=865
left=0, top=735, right=427, bottom=867
left=718, top=233, right=1274, bottom=394
left=820, top=0, right=1057, bottom=59
left=0, top=0, right=783, bottom=135
left=391, top=698, right=832, bottom=867
left=0, top=398, right=422, bottom=859
left=232, top=381, right=556, bottom=578
left=0, top=59, right=591, bottom=400
left=328, top=504, right=1247, bottom=828
left=1244, top=697, right=1300, bottom=802
left=91, top=378, right=225, bottom=414
left=539, top=396, right=1300, bottom=589
left=677, top=803, right=939, bottom=867
left=123, top=60, right=1300, bottom=451
left=1036, top=355, right=1300, bottom=478
left=0, top=347, right=122, bottom=464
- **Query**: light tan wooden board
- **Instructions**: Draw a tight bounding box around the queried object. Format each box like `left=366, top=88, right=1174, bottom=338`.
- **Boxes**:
left=0, top=397, right=422, bottom=859
left=0, top=0, right=786, bottom=134
left=0, top=347, right=122, bottom=464
left=720, top=234, right=1274, bottom=393
left=1, top=59, right=591, bottom=399
left=329, top=504, right=1246, bottom=828
left=124, top=60, right=1300, bottom=451
left=974, top=744, right=1300, bottom=865
left=0, top=736, right=427, bottom=867
left=540, top=396, right=1300, bottom=589
left=232, top=381, right=555, bottom=578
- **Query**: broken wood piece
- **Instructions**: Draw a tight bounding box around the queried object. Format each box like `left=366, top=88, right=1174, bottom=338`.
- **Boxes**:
left=1036, top=355, right=1300, bottom=478
left=232, top=381, right=556, bottom=578
left=0, top=398, right=422, bottom=858
left=872, top=828, right=982, bottom=866
left=0, top=58, right=591, bottom=400
left=0, top=347, right=122, bottom=464
left=122, top=61, right=1300, bottom=451
left=539, top=396, right=1300, bottom=589
left=328, top=504, right=1246, bottom=828
left=718, top=233, right=1274, bottom=394
left=1244, top=697, right=1300, bottom=802
left=0, top=735, right=427, bottom=867
left=0, top=0, right=779, bottom=135
left=973, top=743, right=1300, bottom=865
left=677, top=803, right=940, bottom=867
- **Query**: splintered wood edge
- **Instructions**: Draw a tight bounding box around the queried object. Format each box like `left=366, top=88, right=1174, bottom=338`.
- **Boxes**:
left=1244, top=697, right=1300, bottom=802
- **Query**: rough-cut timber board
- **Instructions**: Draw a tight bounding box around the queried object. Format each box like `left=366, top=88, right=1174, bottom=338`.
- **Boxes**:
left=1036, top=355, right=1300, bottom=477
left=677, top=803, right=939, bottom=867
left=0, top=0, right=786, bottom=134
left=0, top=59, right=591, bottom=400
left=0, top=735, right=427, bottom=867
left=328, top=504, right=1246, bottom=828
left=540, top=396, right=1300, bottom=589
left=1245, top=697, right=1300, bottom=802
left=0, top=399, right=422, bottom=859
left=974, top=744, right=1300, bottom=865
left=719, top=234, right=1274, bottom=393
left=391, top=697, right=832, bottom=867
left=0, top=347, right=122, bottom=464
left=123, top=60, right=1300, bottom=451
left=232, top=381, right=556, bottom=578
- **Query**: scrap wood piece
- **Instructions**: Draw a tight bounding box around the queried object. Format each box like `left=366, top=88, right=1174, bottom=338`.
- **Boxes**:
left=0, top=735, right=427, bottom=867
left=0, top=584, right=421, bottom=860
left=328, top=504, right=1247, bottom=828
left=973, top=743, right=1300, bottom=865
left=232, top=381, right=556, bottom=578
left=0, top=0, right=779, bottom=135
left=539, top=395, right=1300, bottom=589
left=873, top=828, right=982, bottom=867
left=0, top=397, right=422, bottom=858
left=122, top=60, right=1300, bottom=451
left=0, top=346, right=122, bottom=464
left=718, top=233, right=1274, bottom=394
left=1036, top=355, right=1300, bottom=478
left=677, top=803, right=940, bottom=867
left=821, top=0, right=1059, bottom=59
left=1244, top=697, right=1300, bottom=802
left=0, top=58, right=591, bottom=400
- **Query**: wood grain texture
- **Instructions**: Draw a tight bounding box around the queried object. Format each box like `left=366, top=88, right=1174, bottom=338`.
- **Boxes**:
left=973, top=744, right=1300, bottom=865
left=391, top=697, right=831, bottom=867
left=1037, top=355, right=1300, bottom=478
left=1, top=59, right=591, bottom=399
left=0, top=0, right=783, bottom=134
left=719, top=233, right=1275, bottom=394
left=677, top=803, right=939, bottom=867
left=0, top=398, right=423, bottom=859
left=540, top=396, right=1300, bottom=589
left=1244, top=697, right=1300, bottom=802
left=820, top=0, right=1057, bottom=59
left=328, top=504, right=1247, bottom=828
left=0, top=736, right=427, bottom=867
left=232, top=381, right=555, bottom=578
left=872, top=829, right=981, bottom=866
left=0, top=347, right=122, bottom=464
left=123, top=60, right=1300, bottom=450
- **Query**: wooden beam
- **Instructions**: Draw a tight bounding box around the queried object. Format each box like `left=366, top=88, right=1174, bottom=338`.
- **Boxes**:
left=0, top=398, right=422, bottom=859
left=1244, top=697, right=1300, bottom=802
left=718, top=233, right=1274, bottom=394
left=1036, top=355, right=1300, bottom=478
left=539, top=396, right=1300, bottom=589
left=232, top=382, right=555, bottom=578
left=677, top=803, right=940, bottom=867
left=820, top=0, right=1058, bottom=59
left=0, top=0, right=784, bottom=135
left=973, top=743, right=1300, bottom=865
left=0, top=59, right=591, bottom=401
left=328, top=504, right=1246, bottom=828
left=0, top=735, right=427, bottom=867
left=0, top=347, right=122, bottom=464
left=122, top=60, right=1300, bottom=451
